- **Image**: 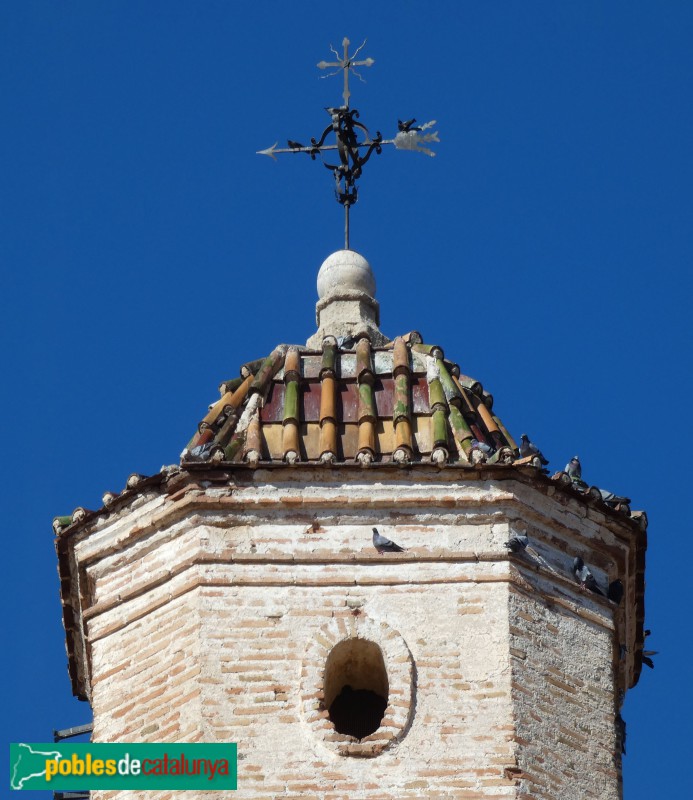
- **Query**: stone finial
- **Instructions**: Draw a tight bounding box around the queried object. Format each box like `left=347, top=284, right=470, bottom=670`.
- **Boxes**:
left=307, top=250, right=389, bottom=348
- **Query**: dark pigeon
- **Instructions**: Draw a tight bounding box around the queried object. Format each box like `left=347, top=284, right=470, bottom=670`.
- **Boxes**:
left=608, top=579, right=624, bottom=605
left=573, top=556, right=604, bottom=595
left=642, top=649, right=658, bottom=669
left=617, top=713, right=627, bottom=755
left=398, top=118, right=422, bottom=132
left=372, top=527, right=405, bottom=553
left=504, top=534, right=529, bottom=553
left=520, top=434, right=549, bottom=466
left=287, top=140, right=304, bottom=149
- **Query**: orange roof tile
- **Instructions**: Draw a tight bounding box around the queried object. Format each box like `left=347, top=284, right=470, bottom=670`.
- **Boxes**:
left=182, top=334, right=518, bottom=468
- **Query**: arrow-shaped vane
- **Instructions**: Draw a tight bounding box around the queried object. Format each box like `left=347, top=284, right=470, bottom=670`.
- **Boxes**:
left=258, top=121, right=439, bottom=161
left=257, top=38, right=440, bottom=250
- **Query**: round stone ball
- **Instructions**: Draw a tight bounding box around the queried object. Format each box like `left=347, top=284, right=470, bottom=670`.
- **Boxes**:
left=317, top=250, right=376, bottom=299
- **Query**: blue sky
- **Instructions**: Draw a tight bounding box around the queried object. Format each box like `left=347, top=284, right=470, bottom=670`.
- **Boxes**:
left=2, top=2, right=691, bottom=797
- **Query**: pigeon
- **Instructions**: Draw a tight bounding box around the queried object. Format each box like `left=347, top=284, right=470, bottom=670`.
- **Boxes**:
left=607, top=579, right=624, bottom=605
left=504, top=534, right=529, bottom=553
left=565, top=456, right=581, bottom=480
left=572, top=556, right=604, bottom=595
left=287, top=140, right=305, bottom=150
left=336, top=334, right=356, bottom=349
left=599, top=489, right=631, bottom=509
left=642, top=649, right=658, bottom=670
left=616, top=713, right=627, bottom=755
left=471, top=438, right=495, bottom=456
left=372, top=527, right=405, bottom=553
left=398, top=118, right=422, bottom=132
left=519, top=434, right=549, bottom=465
left=184, top=442, right=216, bottom=462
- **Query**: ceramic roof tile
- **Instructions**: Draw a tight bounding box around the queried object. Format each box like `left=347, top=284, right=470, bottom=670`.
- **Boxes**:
left=179, top=334, right=524, bottom=470
left=174, top=332, right=642, bottom=508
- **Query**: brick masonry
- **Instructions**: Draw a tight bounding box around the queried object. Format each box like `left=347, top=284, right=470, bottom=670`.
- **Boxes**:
left=59, top=466, right=642, bottom=799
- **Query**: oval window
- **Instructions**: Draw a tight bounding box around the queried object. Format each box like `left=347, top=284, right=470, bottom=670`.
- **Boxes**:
left=324, top=639, right=389, bottom=739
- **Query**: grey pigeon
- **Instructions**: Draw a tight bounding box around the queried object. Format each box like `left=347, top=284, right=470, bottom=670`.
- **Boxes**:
left=504, top=534, right=529, bottom=553
left=520, top=434, right=549, bottom=465
left=336, top=334, right=356, bottom=349
left=372, top=527, right=405, bottom=553
left=572, top=556, right=604, bottom=595
left=608, top=579, right=624, bottom=605
left=471, top=438, right=495, bottom=456
left=287, top=140, right=304, bottom=149
left=565, top=456, right=581, bottom=480
left=185, top=442, right=216, bottom=462
left=599, top=489, right=631, bottom=509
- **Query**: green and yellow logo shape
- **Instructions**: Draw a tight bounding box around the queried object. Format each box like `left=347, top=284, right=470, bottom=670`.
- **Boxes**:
left=10, top=743, right=237, bottom=791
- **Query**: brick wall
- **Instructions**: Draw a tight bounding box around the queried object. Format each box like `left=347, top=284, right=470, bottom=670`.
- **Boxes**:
left=509, top=587, right=620, bottom=799
left=62, top=468, right=637, bottom=799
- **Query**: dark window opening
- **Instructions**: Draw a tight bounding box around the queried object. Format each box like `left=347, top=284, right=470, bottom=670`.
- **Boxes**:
left=329, top=685, right=387, bottom=739
left=324, top=639, right=389, bottom=740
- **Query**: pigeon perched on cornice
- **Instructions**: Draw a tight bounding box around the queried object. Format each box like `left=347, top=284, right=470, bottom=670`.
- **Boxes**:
left=520, top=434, right=549, bottom=466
left=565, top=456, right=581, bottom=480
left=573, top=556, right=604, bottom=595
left=599, top=489, right=631, bottom=509
left=504, top=534, right=529, bottom=553
left=372, top=528, right=405, bottom=553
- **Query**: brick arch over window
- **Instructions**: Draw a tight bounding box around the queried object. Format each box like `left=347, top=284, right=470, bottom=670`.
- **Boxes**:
left=300, top=615, right=415, bottom=757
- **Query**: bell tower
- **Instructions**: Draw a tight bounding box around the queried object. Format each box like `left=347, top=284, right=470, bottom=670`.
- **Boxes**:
left=55, top=41, right=647, bottom=800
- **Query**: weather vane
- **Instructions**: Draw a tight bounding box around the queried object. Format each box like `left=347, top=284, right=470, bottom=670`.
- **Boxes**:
left=257, top=37, right=439, bottom=250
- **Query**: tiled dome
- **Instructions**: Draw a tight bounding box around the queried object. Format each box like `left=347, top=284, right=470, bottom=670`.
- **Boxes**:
left=181, top=332, right=520, bottom=468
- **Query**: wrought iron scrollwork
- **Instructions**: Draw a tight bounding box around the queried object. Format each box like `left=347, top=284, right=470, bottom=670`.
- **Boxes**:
left=257, top=38, right=439, bottom=249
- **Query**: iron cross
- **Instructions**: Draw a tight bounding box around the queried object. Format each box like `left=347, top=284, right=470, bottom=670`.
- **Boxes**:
left=258, top=39, right=439, bottom=250
left=317, top=38, right=374, bottom=109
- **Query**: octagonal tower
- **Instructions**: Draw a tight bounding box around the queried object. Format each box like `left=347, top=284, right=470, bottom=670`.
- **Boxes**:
left=56, top=249, right=646, bottom=799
